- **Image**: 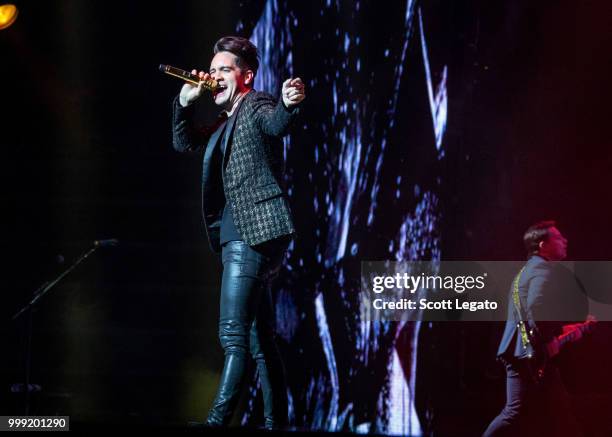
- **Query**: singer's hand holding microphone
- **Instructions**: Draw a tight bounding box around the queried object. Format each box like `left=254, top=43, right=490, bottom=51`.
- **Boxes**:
left=179, top=70, right=212, bottom=107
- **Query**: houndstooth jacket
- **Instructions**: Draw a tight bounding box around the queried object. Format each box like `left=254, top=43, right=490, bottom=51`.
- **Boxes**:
left=172, top=89, right=298, bottom=252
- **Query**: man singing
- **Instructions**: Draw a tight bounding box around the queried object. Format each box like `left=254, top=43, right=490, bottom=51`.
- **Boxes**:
left=172, top=36, right=305, bottom=428
left=483, top=221, right=591, bottom=436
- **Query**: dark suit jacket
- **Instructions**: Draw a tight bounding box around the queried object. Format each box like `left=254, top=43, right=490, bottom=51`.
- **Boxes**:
left=497, top=255, right=588, bottom=359
left=172, top=89, right=298, bottom=252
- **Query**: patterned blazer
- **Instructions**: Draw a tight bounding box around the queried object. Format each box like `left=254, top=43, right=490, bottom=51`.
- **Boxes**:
left=172, top=89, right=298, bottom=252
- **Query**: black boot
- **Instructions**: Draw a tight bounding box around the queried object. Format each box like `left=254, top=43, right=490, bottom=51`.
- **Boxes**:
left=206, top=352, right=247, bottom=426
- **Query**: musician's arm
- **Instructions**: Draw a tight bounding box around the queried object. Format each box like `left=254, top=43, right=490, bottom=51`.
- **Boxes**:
left=562, top=323, right=583, bottom=334
left=561, top=315, right=596, bottom=337
left=549, top=317, right=595, bottom=357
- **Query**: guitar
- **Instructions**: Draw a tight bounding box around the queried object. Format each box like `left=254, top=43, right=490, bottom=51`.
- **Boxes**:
left=527, top=316, right=597, bottom=384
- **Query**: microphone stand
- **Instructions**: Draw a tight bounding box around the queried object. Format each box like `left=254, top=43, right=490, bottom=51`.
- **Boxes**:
left=11, top=242, right=103, bottom=415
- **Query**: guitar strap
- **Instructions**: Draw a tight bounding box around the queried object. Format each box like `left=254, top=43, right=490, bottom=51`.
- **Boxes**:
left=511, top=267, right=537, bottom=358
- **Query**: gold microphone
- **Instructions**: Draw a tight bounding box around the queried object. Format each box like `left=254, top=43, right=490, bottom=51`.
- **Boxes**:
left=159, top=64, right=218, bottom=91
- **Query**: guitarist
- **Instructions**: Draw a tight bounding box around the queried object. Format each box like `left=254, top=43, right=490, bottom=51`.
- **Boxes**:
left=483, top=221, right=594, bottom=437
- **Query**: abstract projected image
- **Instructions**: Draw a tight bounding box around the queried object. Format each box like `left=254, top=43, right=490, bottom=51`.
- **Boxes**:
left=243, top=1, right=446, bottom=433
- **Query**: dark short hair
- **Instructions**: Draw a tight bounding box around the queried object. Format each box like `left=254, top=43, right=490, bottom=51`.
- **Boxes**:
left=523, top=220, right=556, bottom=256
left=213, top=36, right=259, bottom=77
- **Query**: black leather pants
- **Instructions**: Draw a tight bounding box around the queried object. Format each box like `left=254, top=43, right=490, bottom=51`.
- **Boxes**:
left=206, top=239, right=288, bottom=429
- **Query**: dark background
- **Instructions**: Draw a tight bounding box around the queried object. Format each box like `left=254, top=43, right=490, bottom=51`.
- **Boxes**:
left=2, top=0, right=611, bottom=435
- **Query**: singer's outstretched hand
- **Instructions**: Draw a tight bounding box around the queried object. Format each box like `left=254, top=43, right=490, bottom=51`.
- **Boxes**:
left=282, top=77, right=305, bottom=108
left=179, top=70, right=211, bottom=107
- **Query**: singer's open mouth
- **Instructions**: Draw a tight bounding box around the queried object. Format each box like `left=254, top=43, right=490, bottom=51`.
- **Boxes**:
left=214, top=84, right=227, bottom=98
